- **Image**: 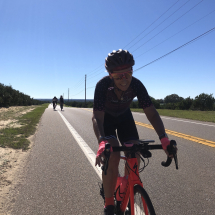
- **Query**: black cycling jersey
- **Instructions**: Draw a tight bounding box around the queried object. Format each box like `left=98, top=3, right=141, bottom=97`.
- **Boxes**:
left=93, top=76, right=152, bottom=117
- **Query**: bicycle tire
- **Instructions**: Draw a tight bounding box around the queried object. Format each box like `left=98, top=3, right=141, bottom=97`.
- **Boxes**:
left=127, top=184, right=156, bottom=215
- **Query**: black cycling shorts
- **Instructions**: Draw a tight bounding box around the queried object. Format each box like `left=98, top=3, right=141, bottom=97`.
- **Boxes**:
left=103, top=108, right=139, bottom=144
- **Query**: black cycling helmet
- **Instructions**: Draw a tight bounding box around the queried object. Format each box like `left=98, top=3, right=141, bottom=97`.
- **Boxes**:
left=105, top=49, right=135, bottom=72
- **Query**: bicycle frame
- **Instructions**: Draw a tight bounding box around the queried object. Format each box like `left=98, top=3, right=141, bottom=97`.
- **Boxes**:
left=119, top=155, right=148, bottom=215
left=102, top=141, right=178, bottom=214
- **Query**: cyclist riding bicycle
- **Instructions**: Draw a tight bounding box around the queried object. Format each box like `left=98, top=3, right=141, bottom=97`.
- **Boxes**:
left=52, top=96, right=58, bottom=109
left=92, top=49, right=177, bottom=215
left=60, top=95, right=64, bottom=111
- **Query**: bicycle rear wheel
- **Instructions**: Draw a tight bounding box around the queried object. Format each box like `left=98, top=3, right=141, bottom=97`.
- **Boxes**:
left=127, top=184, right=156, bottom=215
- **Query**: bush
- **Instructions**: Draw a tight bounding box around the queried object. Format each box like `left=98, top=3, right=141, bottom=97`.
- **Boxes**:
left=0, top=83, right=44, bottom=107
left=164, top=94, right=184, bottom=104
left=192, top=93, right=215, bottom=111
left=178, top=97, right=193, bottom=110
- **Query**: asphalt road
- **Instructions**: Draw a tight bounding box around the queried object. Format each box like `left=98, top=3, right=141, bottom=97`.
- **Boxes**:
left=10, top=105, right=215, bottom=215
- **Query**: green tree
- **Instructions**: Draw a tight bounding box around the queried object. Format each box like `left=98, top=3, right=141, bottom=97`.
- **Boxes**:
left=164, top=94, right=184, bottom=104
left=178, top=97, right=193, bottom=110
left=193, top=93, right=215, bottom=111
left=130, top=100, right=138, bottom=108
left=0, top=82, right=44, bottom=107
left=150, top=97, right=160, bottom=109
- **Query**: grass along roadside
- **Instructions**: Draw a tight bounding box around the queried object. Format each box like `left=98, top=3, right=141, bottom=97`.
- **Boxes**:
left=131, top=108, right=215, bottom=123
left=1, top=105, right=213, bottom=150
left=0, top=104, right=48, bottom=150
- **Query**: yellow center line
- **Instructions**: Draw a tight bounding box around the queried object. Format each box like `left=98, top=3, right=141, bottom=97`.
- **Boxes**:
left=80, top=109, right=215, bottom=148
left=135, top=121, right=215, bottom=148
left=83, top=108, right=93, bottom=112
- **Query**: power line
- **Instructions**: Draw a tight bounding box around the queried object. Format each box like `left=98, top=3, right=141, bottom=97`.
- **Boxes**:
left=78, top=0, right=190, bottom=85
left=123, top=0, right=181, bottom=49
left=134, top=27, right=215, bottom=72
left=72, top=27, right=215, bottom=98
left=135, top=9, right=215, bottom=59
left=83, top=1, right=184, bottom=80
left=86, top=0, right=208, bottom=82
left=70, top=75, right=85, bottom=90
left=71, top=88, right=85, bottom=97
left=127, top=0, right=192, bottom=50
left=72, top=1, right=211, bottom=97
left=70, top=71, right=104, bottom=97
left=87, top=68, right=105, bottom=80
left=71, top=86, right=97, bottom=98
left=87, top=70, right=106, bottom=81
left=87, top=64, right=104, bottom=78
left=131, top=0, right=204, bottom=53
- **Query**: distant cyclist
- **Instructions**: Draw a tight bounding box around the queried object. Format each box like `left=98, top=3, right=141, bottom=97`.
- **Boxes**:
left=60, top=95, right=64, bottom=111
left=92, top=49, right=177, bottom=215
left=52, top=96, right=58, bottom=110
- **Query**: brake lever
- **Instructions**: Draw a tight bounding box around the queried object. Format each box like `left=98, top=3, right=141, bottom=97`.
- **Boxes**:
left=101, top=143, right=111, bottom=175
left=173, top=153, right=178, bottom=170
left=170, top=140, right=178, bottom=170
left=161, top=140, right=178, bottom=170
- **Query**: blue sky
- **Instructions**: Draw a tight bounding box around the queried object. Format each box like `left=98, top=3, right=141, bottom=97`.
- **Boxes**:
left=0, top=0, right=215, bottom=100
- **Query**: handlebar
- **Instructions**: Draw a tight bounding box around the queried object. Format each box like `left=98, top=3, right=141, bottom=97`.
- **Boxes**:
left=102, top=140, right=178, bottom=175
left=161, top=140, right=178, bottom=169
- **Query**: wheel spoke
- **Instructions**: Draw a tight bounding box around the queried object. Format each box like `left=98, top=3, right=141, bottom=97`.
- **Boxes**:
left=132, top=185, right=156, bottom=215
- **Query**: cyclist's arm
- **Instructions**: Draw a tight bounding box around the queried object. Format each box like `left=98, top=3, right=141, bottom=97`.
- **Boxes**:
left=92, top=111, right=106, bottom=144
left=143, top=105, right=165, bottom=138
left=143, top=105, right=175, bottom=157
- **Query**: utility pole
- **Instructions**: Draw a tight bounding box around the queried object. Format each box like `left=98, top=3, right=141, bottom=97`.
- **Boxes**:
left=68, top=88, right=69, bottom=102
left=85, top=74, right=87, bottom=107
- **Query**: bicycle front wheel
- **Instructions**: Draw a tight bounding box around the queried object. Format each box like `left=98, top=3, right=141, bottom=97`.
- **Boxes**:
left=129, top=184, right=156, bottom=215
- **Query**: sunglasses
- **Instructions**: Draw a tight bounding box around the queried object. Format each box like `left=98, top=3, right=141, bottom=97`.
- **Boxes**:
left=110, top=70, right=133, bottom=80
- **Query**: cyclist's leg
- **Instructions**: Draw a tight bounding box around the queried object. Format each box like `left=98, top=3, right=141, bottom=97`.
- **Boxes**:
left=131, top=184, right=156, bottom=215
left=117, top=109, right=139, bottom=145
left=102, top=138, right=120, bottom=197
left=117, top=109, right=140, bottom=175
left=103, top=113, right=120, bottom=208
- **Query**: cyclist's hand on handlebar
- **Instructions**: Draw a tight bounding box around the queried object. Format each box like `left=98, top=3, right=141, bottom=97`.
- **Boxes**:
left=161, top=138, right=177, bottom=158
left=95, top=152, right=105, bottom=167
left=95, top=140, right=112, bottom=167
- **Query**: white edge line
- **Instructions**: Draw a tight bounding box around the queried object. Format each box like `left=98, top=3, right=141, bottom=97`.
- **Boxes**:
left=58, top=109, right=145, bottom=213
left=57, top=110, right=102, bottom=180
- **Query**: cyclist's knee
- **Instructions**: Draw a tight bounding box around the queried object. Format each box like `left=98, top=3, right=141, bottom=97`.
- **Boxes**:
left=109, top=152, right=120, bottom=168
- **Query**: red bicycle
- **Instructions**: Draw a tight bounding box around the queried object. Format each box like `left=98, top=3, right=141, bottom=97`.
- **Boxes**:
left=100, top=140, right=178, bottom=215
